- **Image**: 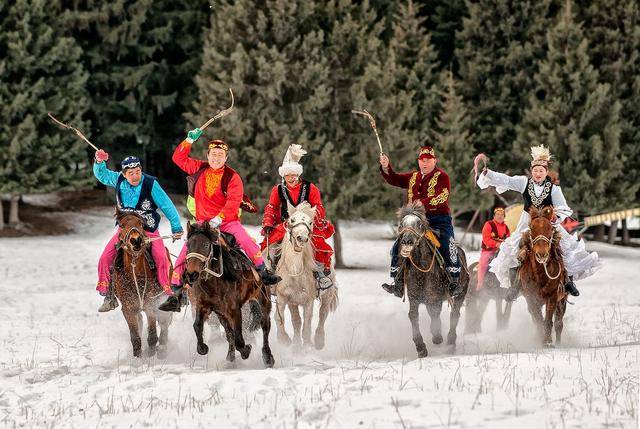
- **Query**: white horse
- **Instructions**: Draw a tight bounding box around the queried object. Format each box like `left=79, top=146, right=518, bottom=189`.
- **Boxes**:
left=268, top=202, right=338, bottom=349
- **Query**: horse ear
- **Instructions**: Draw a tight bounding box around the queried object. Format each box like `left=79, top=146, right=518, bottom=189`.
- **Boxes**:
left=543, top=206, right=554, bottom=219
left=529, top=206, right=539, bottom=218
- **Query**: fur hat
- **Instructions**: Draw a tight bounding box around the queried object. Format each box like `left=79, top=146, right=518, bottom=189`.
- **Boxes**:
left=278, top=144, right=306, bottom=177
left=530, top=145, right=552, bottom=169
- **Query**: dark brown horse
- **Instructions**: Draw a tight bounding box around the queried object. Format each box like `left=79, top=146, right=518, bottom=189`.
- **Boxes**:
left=465, top=263, right=512, bottom=333
left=113, top=210, right=172, bottom=358
left=518, top=206, right=568, bottom=347
left=184, top=221, right=274, bottom=367
left=397, top=202, right=469, bottom=358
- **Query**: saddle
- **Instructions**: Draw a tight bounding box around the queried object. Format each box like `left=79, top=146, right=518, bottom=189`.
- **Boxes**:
left=214, top=231, right=255, bottom=275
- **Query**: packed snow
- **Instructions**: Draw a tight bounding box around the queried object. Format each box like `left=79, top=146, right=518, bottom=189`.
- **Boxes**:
left=1, top=208, right=638, bottom=428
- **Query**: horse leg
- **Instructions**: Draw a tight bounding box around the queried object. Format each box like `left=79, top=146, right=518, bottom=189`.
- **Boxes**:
left=145, top=309, right=158, bottom=357
left=476, top=293, right=490, bottom=333
left=447, top=298, right=463, bottom=346
left=554, top=299, right=567, bottom=346
left=409, top=300, right=428, bottom=358
left=122, top=309, right=142, bottom=358
left=524, top=295, right=544, bottom=342
left=314, top=295, right=331, bottom=350
left=289, top=304, right=303, bottom=348
left=275, top=299, right=291, bottom=346
left=232, top=307, right=251, bottom=360
left=193, top=306, right=209, bottom=355
left=501, top=300, right=513, bottom=331
left=426, top=302, right=444, bottom=345
left=258, top=289, right=275, bottom=368
left=156, top=310, right=171, bottom=359
left=301, top=302, right=314, bottom=348
left=217, top=314, right=236, bottom=363
left=543, top=300, right=556, bottom=347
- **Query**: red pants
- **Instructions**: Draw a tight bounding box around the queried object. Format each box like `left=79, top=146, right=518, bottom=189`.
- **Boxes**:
left=476, top=249, right=497, bottom=291
left=260, top=223, right=334, bottom=269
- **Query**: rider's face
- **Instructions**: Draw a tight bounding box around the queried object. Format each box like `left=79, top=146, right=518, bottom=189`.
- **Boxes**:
left=418, top=157, right=436, bottom=175
left=284, top=174, right=299, bottom=186
left=123, top=167, right=142, bottom=186
left=531, top=166, right=547, bottom=183
left=207, top=148, right=228, bottom=169
left=494, top=212, right=505, bottom=223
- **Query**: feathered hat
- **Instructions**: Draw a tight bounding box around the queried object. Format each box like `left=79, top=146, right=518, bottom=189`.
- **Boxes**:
left=530, top=144, right=552, bottom=169
left=278, top=144, right=306, bottom=177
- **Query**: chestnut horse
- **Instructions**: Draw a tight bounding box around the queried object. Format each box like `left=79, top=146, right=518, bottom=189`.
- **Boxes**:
left=113, top=210, right=172, bottom=358
left=184, top=221, right=274, bottom=368
left=518, top=206, right=568, bottom=347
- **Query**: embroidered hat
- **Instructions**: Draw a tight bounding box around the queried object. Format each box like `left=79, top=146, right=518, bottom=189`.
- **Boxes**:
left=208, top=139, right=229, bottom=151
left=418, top=145, right=436, bottom=160
left=530, top=145, right=552, bottom=169
left=121, top=156, right=141, bottom=171
left=278, top=144, right=306, bottom=177
left=493, top=207, right=505, bottom=215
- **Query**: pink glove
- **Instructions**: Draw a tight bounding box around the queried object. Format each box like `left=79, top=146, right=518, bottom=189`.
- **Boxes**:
left=95, top=149, right=109, bottom=163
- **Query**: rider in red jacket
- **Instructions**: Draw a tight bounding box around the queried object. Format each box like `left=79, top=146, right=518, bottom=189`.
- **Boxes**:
left=477, top=208, right=510, bottom=290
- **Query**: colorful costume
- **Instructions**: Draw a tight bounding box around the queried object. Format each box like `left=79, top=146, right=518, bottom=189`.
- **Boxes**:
left=477, top=213, right=510, bottom=290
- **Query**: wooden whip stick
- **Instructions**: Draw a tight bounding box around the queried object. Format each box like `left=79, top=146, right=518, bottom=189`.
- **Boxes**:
left=199, top=88, right=235, bottom=131
left=48, top=113, right=99, bottom=151
left=352, top=109, right=384, bottom=155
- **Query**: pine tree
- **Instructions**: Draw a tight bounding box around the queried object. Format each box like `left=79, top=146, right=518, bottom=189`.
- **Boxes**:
left=419, top=0, right=467, bottom=69
left=432, top=70, right=489, bottom=217
left=456, top=0, right=555, bottom=169
left=516, top=0, right=624, bottom=214
left=0, top=0, right=90, bottom=225
left=63, top=0, right=210, bottom=188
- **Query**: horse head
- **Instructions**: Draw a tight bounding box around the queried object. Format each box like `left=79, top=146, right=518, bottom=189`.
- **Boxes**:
left=397, top=201, right=430, bottom=257
left=286, top=201, right=316, bottom=252
left=528, top=206, right=555, bottom=264
left=185, top=221, right=219, bottom=284
left=115, top=208, right=147, bottom=254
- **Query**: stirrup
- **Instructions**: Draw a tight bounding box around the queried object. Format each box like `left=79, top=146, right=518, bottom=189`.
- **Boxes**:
left=158, top=295, right=181, bottom=312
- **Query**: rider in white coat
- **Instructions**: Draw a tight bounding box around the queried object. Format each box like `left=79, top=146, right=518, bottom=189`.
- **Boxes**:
left=476, top=145, right=600, bottom=301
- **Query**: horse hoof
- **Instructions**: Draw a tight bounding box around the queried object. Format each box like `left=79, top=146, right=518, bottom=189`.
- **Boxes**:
left=543, top=342, right=554, bottom=348
left=224, top=360, right=237, bottom=370
left=240, top=344, right=252, bottom=360
left=432, top=334, right=443, bottom=345
left=157, top=347, right=167, bottom=360
left=278, top=334, right=292, bottom=346
left=263, top=352, right=275, bottom=368
left=417, top=347, right=428, bottom=358
left=197, top=343, right=209, bottom=355
left=146, top=347, right=157, bottom=357
left=447, top=333, right=457, bottom=346
left=314, top=335, right=325, bottom=350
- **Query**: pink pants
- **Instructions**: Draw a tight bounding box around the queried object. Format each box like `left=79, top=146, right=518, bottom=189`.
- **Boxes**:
left=97, top=229, right=172, bottom=296
left=172, top=220, right=263, bottom=286
left=476, top=249, right=497, bottom=291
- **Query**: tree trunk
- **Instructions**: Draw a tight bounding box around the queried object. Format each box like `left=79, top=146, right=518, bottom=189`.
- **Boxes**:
left=333, top=219, right=347, bottom=269
left=0, top=198, right=4, bottom=231
left=607, top=220, right=618, bottom=244
left=9, top=195, right=20, bottom=226
left=621, top=219, right=630, bottom=245
left=593, top=224, right=605, bottom=241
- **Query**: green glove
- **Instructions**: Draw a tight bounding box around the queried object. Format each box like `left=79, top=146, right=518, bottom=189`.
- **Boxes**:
left=187, top=128, right=203, bottom=141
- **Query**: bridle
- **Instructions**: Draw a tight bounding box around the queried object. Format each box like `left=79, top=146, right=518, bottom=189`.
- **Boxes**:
left=186, top=229, right=224, bottom=279
left=529, top=216, right=562, bottom=280
left=281, top=218, right=313, bottom=277
left=397, top=218, right=439, bottom=273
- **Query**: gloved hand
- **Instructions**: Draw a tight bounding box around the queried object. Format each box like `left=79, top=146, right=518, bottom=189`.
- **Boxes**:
left=172, top=231, right=184, bottom=242
left=209, top=216, right=223, bottom=229
left=95, top=149, right=109, bottom=163
left=187, top=128, right=203, bottom=142
left=262, top=226, right=274, bottom=236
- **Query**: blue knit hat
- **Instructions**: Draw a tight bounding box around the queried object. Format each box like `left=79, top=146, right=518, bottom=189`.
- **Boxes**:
left=121, top=156, right=141, bottom=171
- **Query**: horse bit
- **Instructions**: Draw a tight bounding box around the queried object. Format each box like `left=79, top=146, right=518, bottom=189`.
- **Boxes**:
left=186, top=230, right=224, bottom=279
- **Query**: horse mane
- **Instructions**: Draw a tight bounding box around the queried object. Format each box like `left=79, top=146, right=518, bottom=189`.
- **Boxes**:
left=114, top=209, right=144, bottom=225
left=397, top=201, right=427, bottom=222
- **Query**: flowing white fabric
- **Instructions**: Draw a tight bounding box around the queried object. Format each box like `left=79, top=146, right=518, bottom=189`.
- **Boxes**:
left=477, top=170, right=601, bottom=286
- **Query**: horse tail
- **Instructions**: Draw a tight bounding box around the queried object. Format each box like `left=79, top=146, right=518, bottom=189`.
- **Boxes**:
left=322, top=287, right=339, bottom=313
left=248, top=299, right=263, bottom=332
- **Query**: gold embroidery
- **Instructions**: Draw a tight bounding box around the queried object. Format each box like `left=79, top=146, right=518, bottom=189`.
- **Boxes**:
left=427, top=171, right=441, bottom=197
left=407, top=172, right=418, bottom=203
left=204, top=169, right=223, bottom=197
left=430, top=188, right=449, bottom=205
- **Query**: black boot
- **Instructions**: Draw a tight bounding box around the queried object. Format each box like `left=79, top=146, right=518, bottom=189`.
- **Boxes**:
left=381, top=267, right=403, bottom=298
left=158, top=289, right=182, bottom=312
left=448, top=277, right=464, bottom=298
left=505, top=267, right=521, bottom=302
left=258, top=264, right=281, bottom=285
left=98, top=294, right=118, bottom=312
left=564, top=276, right=580, bottom=296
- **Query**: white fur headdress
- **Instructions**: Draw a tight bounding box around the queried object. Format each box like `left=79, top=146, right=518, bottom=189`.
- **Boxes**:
left=530, top=144, right=552, bottom=168
left=278, top=144, right=306, bottom=177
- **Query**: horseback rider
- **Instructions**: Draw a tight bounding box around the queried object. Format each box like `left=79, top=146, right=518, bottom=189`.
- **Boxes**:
left=158, top=128, right=281, bottom=312
left=476, top=145, right=600, bottom=301
left=93, top=150, right=183, bottom=312
left=261, top=144, right=336, bottom=290
left=477, top=207, right=510, bottom=291
left=379, top=146, right=464, bottom=298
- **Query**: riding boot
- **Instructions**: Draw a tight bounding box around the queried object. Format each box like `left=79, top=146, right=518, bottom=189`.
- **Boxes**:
left=314, top=265, right=334, bottom=291
left=97, top=283, right=119, bottom=312
left=381, top=267, right=403, bottom=298
left=564, top=276, right=580, bottom=296
left=505, top=267, right=521, bottom=302
left=158, top=287, right=182, bottom=312
left=448, top=276, right=464, bottom=298
left=257, top=264, right=282, bottom=285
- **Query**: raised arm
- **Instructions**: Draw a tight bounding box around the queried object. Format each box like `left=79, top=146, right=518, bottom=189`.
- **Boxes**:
left=476, top=169, right=528, bottom=194
left=151, top=181, right=183, bottom=234
left=93, top=160, right=120, bottom=188
left=172, top=139, right=207, bottom=175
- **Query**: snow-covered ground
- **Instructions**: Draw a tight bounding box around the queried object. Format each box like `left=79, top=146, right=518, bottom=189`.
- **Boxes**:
left=1, top=210, right=638, bottom=428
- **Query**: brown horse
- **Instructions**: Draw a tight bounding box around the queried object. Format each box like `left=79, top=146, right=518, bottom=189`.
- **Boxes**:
left=518, top=206, right=568, bottom=347
left=397, top=202, right=469, bottom=358
left=465, top=263, right=512, bottom=333
left=112, top=210, right=172, bottom=358
left=184, top=221, right=274, bottom=368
